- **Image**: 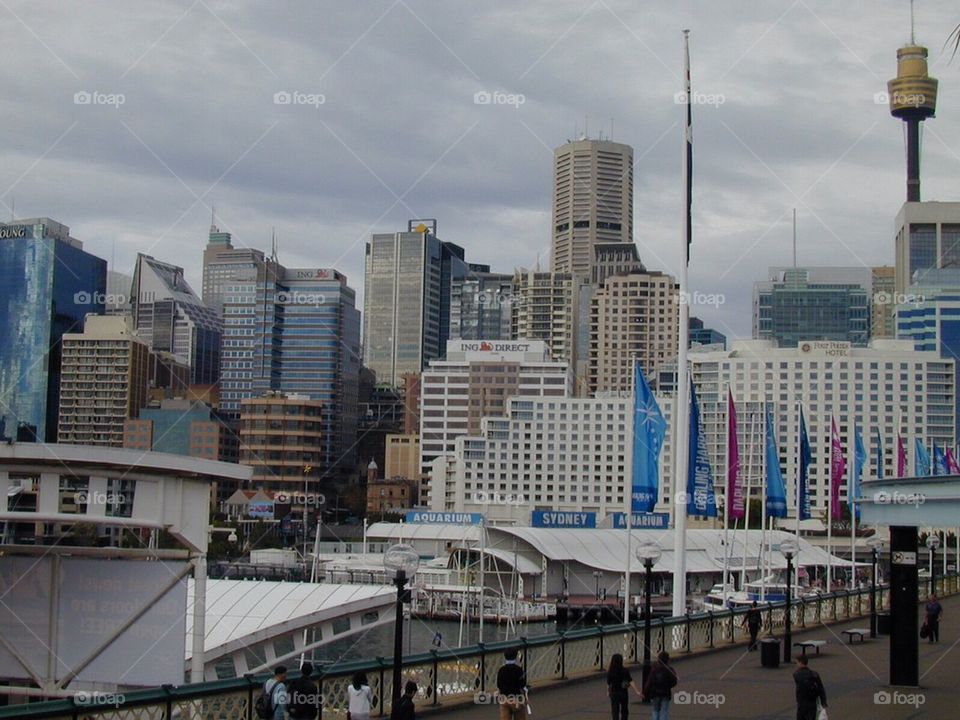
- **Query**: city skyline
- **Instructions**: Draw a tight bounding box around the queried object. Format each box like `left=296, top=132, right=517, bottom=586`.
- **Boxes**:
left=0, top=2, right=957, bottom=341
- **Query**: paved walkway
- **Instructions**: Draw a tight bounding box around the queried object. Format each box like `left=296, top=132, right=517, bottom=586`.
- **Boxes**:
left=430, top=594, right=960, bottom=719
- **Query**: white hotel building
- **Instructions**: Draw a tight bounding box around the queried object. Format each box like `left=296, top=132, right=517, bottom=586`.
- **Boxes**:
left=419, top=340, right=571, bottom=505
left=431, top=338, right=952, bottom=526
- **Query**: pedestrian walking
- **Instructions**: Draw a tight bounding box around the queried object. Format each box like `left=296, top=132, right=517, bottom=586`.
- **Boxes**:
left=641, top=651, right=677, bottom=720
left=793, top=656, right=827, bottom=720
left=742, top=601, right=762, bottom=651
left=391, top=681, right=418, bottom=720
left=606, top=653, right=640, bottom=720
left=347, top=672, right=373, bottom=720
left=495, top=648, right=528, bottom=720
left=924, top=594, right=943, bottom=643
left=258, top=666, right=288, bottom=720
left=287, top=663, right=319, bottom=720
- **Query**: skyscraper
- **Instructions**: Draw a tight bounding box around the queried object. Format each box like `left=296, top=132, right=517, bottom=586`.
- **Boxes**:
left=202, top=221, right=270, bottom=317
left=362, top=220, right=469, bottom=386
left=753, top=267, right=871, bottom=348
left=509, top=269, right=581, bottom=364
left=450, top=272, right=514, bottom=341
left=893, top=202, right=960, bottom=295
left=0, top=218, right=106, bottom=441
left=551, top=138, right=633, bottom=277
left=58, top=315, right=150, bottom=447
left=131, top=253, right=222, bottom=385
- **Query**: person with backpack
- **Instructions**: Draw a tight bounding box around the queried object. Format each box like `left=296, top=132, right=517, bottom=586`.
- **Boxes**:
left=347, top=671, right=373, bottom=720
left=606, top=653, right=640, bottom=720
left=390, top=680, right=418, bottom=720
left=793, top=656, right=827, bottom=720
left=742, top=602, right=763, bottom=651
left=641, top=651, right=677, bottom=720
left=495, top=647, right=528, bottom=720
left=258, top=666, right=288, bottom=720
left=287, top=663, right=319, bottom=720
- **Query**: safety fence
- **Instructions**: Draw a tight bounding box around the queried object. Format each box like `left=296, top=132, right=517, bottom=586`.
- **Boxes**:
left=3, top=575, right=957, bottom=720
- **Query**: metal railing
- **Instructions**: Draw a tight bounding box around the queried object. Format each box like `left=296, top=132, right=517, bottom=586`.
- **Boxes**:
left=2, top=575, right=957, bottom=720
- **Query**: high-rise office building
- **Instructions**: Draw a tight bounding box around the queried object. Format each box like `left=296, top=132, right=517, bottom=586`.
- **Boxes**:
left=131, top=253, right=222, bottom=385
left=219, top=263, right=361, bottom=475
left=588, top=270, right=679, bottom=395
left=363, top=220, right=469, bottom=386
left=201, top=222, right=271, bottom=317
left=419, top=340, right=570, bottom=506
left=753, top=267, right=871, bottom=348
left=0, top=218, right=107, bottom=442
left=551, top=138, right=633, bottom=277
left=689, top=317, right=726, bottom=349
left=57, top=314, right=150, bottom=447
left=450, top=272, right=514, bottom=341
left=893, top=202, right=960, bottom=295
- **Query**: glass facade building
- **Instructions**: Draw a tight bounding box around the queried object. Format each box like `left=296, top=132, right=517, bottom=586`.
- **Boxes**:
left=0, top=219, right=106, bottom=441
left=753, top=267, right=870, bottom=348
left=449, top=272, right=514, bottom=341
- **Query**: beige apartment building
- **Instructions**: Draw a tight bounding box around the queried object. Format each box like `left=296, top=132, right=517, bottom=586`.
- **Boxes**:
left=385, top=433, right=421, bottom=481
left=57, top=315, right=150, bottom=447
left=588, top=270, right=679, bottom=394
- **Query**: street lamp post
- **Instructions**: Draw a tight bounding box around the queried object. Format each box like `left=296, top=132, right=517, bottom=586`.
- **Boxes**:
left=867, top=537, right=884, bottom=638
left=384, top=543, right=419, bottom=711
left=593, top=570, right=602, bottom=601
left=635, top=540, right=662, bottom=697
left=927, top=534, right=941, bottom=597
left=779, top=538, right=798, bottom=663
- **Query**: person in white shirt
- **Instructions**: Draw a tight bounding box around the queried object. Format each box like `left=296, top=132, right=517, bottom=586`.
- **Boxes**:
left=347, top=671, right=374, bottom=720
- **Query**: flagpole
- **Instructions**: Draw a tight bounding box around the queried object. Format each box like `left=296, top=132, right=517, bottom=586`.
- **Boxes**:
left=741, top=410, right=753, bottom=590
left=827, top=414, right=833, bottom=593
left=723, top=385, right=731, bottom=590
left=671, top=28, right=693, bottom=618
left=625, top=360, right=635, bottom=623
left=761, top=402, right=768, bottom=601
left=849, top=424, right=857, bottom=590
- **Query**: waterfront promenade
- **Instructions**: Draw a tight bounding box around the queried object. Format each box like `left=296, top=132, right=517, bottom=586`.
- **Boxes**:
left=432, top=594, right=959, bottom=719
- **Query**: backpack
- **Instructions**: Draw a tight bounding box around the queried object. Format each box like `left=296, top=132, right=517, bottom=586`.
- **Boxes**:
left=255, top=680, right=280, bottom=719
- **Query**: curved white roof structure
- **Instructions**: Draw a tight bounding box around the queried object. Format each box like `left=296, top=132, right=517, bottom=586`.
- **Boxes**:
left=185, top=580, right=395, bottom=680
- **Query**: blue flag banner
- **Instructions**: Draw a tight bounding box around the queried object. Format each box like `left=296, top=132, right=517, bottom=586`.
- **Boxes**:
left=873, top=427, right=883, bottom=480
left=853, top=426, right=867, bottom=522
left=798, top=408, right=812, bottom=521
left=686, top=380, right=718, bottom=517
left=765, top=406, right=788, bottom=518
left=933, top=442, right=947, bottom=476
left=631, top=361, right=667, bottom=512
left=915, top=439, right=932, bottom=476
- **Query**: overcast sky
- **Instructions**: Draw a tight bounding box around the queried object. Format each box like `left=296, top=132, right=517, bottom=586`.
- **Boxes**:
left=1, top=0, right=958, bottom=339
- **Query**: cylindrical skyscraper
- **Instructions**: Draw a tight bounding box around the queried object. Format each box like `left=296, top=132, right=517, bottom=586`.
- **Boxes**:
left=888, top=42, right=938, bottom=201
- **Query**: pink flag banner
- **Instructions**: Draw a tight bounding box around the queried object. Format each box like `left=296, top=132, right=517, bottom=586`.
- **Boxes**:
left=727, top=390, right=744, bottom=520
left=947, top=447, right=960, bottom=475
left=830, top=418, right=846, bottom=520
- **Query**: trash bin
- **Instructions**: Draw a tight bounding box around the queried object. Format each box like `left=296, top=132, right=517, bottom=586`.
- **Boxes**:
left=877, top=612, right=892, bottom=636
left=760, top=637, right=781, bottom=668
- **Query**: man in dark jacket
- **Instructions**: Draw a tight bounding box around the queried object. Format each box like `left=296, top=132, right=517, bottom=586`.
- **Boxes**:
left=743, top=602, right=763, bottom=651
left=391, top=681, right=417, bottom=720
left=287, top=663, right=319, bottom=720
left=495, top=648, right=527, bottom=720
left=642, top=651, right=678, bottom=717
left=793, top=656, right=827, bottom=720
left=925, top=594, right=943, bottom=642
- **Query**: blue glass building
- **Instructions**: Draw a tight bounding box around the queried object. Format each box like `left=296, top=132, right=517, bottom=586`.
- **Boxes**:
left=0, top=219, right=106, bottom=441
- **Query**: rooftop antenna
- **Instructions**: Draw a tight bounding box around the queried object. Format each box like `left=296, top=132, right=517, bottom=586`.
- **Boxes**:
left=270, top=227, right=278, bottom=263
left=584, top=114, right=589, bottom=140
left=910, top=0, right=915, bottom=44
left=10, top=198, right=14, bottom=222
left=792, top=208, right=797, bottom=267
left=210, top=205, right=216, bottom=232
left=610, top=117, right=614, bottom=141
